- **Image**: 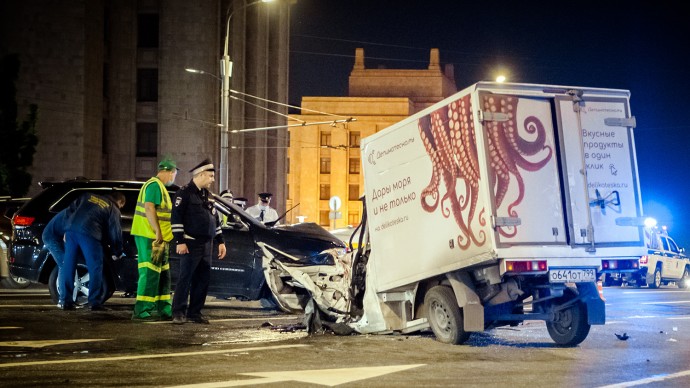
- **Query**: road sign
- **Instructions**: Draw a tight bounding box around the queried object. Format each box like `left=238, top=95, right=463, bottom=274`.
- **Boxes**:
left=329, top=196, right=342, bottom=211
left=329, top=211, right=342, bottom=220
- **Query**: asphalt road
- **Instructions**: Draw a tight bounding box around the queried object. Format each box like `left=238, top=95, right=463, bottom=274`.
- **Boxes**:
left=1, top=284, right=689, bottom=387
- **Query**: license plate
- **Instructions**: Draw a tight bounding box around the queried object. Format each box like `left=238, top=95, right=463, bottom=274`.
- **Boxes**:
left=549, top=268, right=597, bottom=283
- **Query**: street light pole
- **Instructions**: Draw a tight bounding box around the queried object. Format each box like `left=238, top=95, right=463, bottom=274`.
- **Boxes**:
left=220, top=0, right=273, bottom=192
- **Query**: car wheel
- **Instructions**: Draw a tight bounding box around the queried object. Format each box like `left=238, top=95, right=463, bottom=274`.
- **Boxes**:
left=650, top=267, right=662, bottom=289
left=678, top=268, right=689, bottom=289
left=1, top=273, right=32, bottom=289
left=424, top=285, right=470, bottom=345
left=48, top=264, right=112, bottom=305
left=546, top=289, right=591, bottom=347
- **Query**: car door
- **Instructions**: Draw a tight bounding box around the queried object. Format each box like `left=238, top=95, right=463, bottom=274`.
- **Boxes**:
left=665, top=237, right=684, bottom=279
left=208, top=202, right=260, bottom=298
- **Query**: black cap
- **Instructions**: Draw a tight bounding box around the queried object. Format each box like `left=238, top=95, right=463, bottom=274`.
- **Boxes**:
left=258, top=192, right=272, bottom=201
left=190, top=158, right=214, bottom=175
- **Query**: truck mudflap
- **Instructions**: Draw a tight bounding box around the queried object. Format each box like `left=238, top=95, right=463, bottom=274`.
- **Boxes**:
left=577, top=282, right=606, bottom=325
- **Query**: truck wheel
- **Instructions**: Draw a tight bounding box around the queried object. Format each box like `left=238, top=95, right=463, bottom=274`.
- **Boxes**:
left=678, top=269, right=689, bottom=289
left=546, top=291, right=590, bottom=347
left=48, top=264, right=112, bottom=305
left=650, top=268, right=662, bottom=289
left=424, top=286, right=470, bottom=345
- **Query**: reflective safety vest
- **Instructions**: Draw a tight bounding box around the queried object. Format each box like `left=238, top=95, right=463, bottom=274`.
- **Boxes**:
left=131, top=177, right=173, bottom=241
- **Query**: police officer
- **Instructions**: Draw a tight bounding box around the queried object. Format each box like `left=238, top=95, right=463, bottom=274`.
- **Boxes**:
left=170, top=158, right=226, bottom=324
left=246, top=192, right=279, bottom=223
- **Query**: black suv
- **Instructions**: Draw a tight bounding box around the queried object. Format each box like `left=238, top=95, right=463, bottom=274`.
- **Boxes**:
left=8, top=178, right=345, bottom=305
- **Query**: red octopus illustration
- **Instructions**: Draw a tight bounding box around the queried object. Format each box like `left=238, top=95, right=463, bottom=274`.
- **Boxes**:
left=482, top=94, right=552, bottom=237
left=418, top=95, right=486, bottom=250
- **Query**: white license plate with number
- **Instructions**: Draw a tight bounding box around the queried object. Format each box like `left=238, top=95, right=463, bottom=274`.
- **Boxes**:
left=549, top=268, right=597, bottom=283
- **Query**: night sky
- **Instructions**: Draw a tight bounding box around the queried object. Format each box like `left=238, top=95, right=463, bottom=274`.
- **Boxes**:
left=289, top=1, right=690, bottom=248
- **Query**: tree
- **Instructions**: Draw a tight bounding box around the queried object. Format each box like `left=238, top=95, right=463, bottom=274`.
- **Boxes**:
left=0, top=54, right=38, bottom=197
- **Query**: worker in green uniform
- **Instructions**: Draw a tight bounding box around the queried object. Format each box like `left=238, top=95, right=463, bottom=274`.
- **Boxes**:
left=131, top=158, right=178, bottom=321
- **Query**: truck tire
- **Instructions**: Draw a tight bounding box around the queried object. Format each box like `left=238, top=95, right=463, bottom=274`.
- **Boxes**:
left=546, top=290, right=590, bottom=347
left=678, top=268, right=689, bottom=289
left=48, top=264, right=112, bottom=305
left=424, top=286, right=470, bottom=345
left=649, top=267, right=662, bottom=289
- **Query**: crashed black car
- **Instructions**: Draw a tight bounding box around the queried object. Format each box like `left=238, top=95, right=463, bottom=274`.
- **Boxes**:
left=8, top=178, right=346, bottom=305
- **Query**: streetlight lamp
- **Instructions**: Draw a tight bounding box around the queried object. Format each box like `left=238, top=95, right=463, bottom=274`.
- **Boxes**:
left=220, top=0, right=274, bottom=192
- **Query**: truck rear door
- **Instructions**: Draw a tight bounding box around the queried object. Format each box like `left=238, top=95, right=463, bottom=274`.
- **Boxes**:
left=478, top=89, right=643, bottom=249
left=556, top=94, right=643, bottom=248
left=478, top=92, right=566, bottom=246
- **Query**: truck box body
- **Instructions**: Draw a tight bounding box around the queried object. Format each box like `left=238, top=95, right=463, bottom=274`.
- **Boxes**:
left=361, top=82, right=645, bottom=293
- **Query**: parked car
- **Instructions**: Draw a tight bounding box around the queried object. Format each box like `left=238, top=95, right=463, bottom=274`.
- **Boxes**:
left=9, top=178, right=346, bottom=306
left=601, top=225, right=689, bottom=288
left=1, top=196, right=31, bottom=289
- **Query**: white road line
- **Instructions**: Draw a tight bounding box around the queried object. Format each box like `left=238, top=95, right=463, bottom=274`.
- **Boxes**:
left=0, top=344, right=308, bottom=368
left=640, top=300, right=690, bottom=304
left=598, top=368, right=690, bottom=387
left=667, top=316, right=690, bottom=320
left=0, top=339, right=110, bottom=348
left=0, top=304, right=57, bottom=308
left=622, top=290, right=690, bottom=294
left=169, top=364, right=426, bottom=387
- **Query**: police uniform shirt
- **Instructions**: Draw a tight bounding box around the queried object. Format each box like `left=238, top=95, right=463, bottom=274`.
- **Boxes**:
left=171, top=180, right=224, bottom=245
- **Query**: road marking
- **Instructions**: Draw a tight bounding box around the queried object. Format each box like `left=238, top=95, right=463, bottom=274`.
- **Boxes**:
left=598, top=368, right=690, bottom=387
left=0, top=304, right=57, bottom=308
left=0, top=339, right=110, bottom=348
left=640, top=300, right=690, bottom=304
left=168, top=364, right=426, bottom=387
left=0, top=327, right=22, bottom=330
left=622, top=290, right=690, bottom=294
left=667, top=316, right=690, bottom=320
left=0, top=344, right=308, bottom=368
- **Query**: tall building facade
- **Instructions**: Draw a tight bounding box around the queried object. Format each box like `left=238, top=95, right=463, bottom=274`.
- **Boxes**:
left=287, top=48, right=457, bottom=228
left=0, top=0, right=290, bottom=211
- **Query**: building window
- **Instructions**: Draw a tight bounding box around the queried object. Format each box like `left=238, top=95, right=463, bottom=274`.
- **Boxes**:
left=319, top=210, right=330, bottom=226
left=349, top=131, right=360, bottom=147
left=286, top=184, right=290, bottom=200
left=137, top=69, right=158, bottom=102
left=137, top=14, right=159, bottom=48
left=320, top=157, right=331, bottom=174
left=349, top=158, right=360, bottom=174
left=320, top=131, right=331, bottom=146
left=136, top=123, right=157, bottom=156
left=320, top=184, right=330, bottom=200
left=349, top=184, right=360, bottom=200
left=348, top=212, right=360, bottom=226
left=286, top=157, right=290, bottom=174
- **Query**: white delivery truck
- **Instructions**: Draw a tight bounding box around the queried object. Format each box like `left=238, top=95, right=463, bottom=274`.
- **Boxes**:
left=350, top=81, right=647, bottom=346
left=262, top=81, right=647, bottom=347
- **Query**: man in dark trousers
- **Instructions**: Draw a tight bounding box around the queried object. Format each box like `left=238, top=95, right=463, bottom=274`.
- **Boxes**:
left=43, top=205, right=81, bottom=309
left=61, top=192, right=125, bottom=310
left=171, top=159, right=226, bottom=324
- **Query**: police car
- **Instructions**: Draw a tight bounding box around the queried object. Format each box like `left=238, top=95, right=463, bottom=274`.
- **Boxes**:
left=601, top=219, right=689, bottom=288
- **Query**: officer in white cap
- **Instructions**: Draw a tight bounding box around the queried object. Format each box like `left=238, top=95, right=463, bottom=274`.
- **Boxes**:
left=246, top=192, right=279, bottom=224
left=170, top=158, right=226, bottom=324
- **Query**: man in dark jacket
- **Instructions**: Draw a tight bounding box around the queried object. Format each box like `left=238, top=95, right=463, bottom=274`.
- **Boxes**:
left=61, top=192, right=125, bottom=310
left=171, top=159, right=226, bottom=324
